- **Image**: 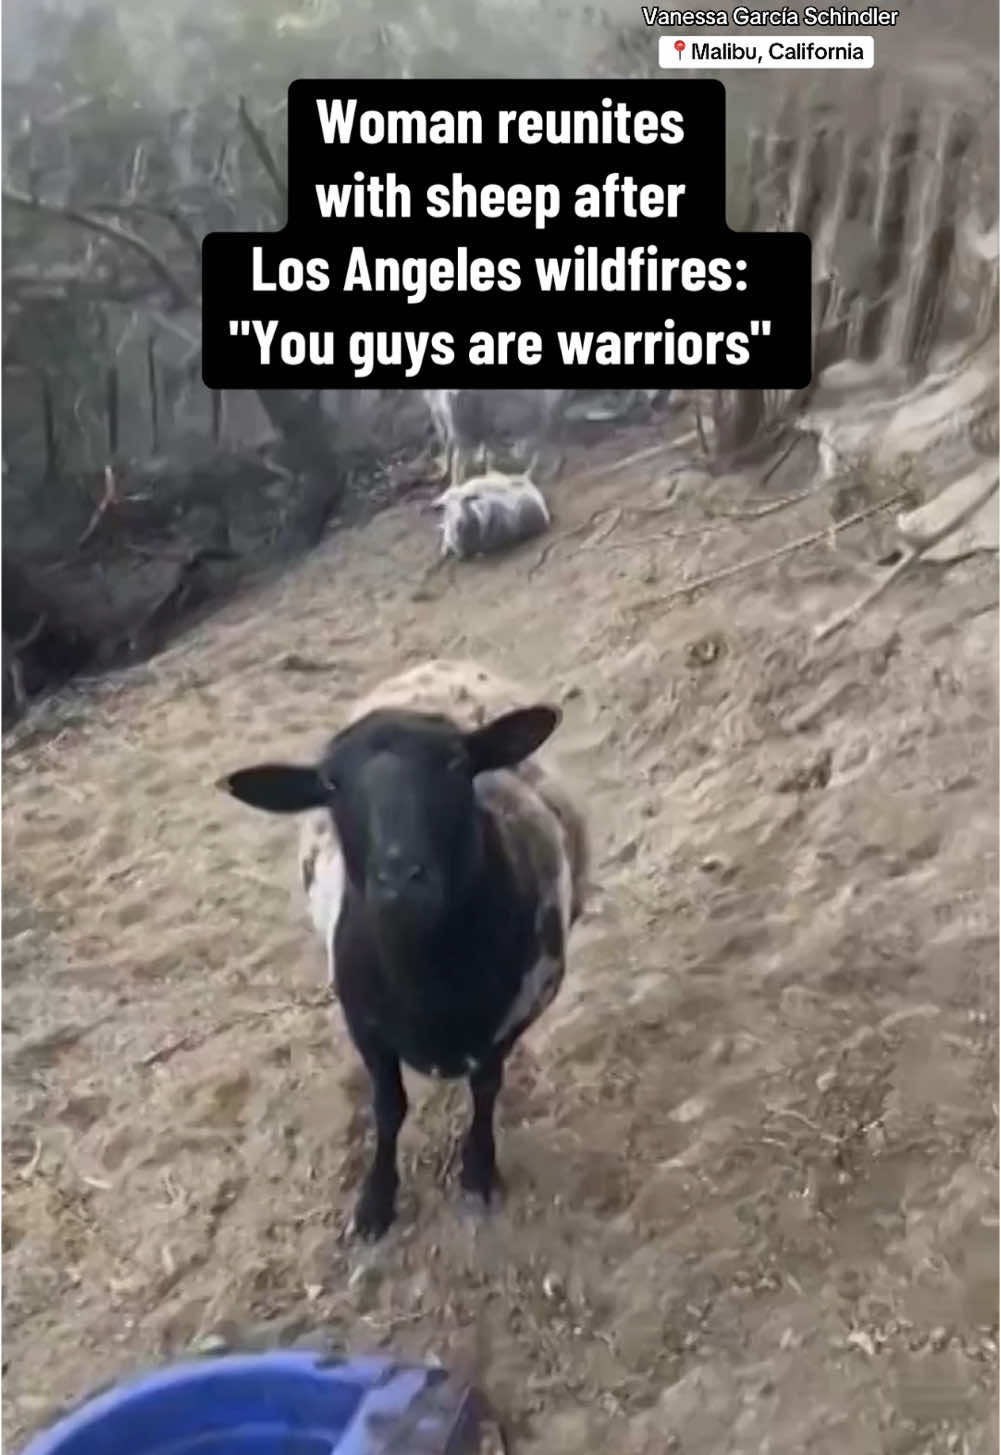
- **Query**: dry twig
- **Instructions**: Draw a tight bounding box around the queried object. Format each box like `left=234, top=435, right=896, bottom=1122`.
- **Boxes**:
left=629, top=492, right=908, bottom=614
left=238, top=96, right=288, bottom=210
left=574, top=506, right=623, bottom=551
left=693, top=395, right=710, bottom=458
left=580, top=491, right=826, bottom=553
left=11, top=614, right=47, bottom=653
left=77, top=466, right=119, bottom=548
left=3, top=188, right=196, bottom=308
left=814, top=474, right=999, bottom=641
left=527, top=505, right=620, bottom=577
left=91, top=200, right=202, bottom=267
left=138, top=996, right=330, bottom=1069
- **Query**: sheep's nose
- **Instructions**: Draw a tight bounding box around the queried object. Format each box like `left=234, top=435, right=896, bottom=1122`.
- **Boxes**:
left=372, top=853, right=428, bottom=899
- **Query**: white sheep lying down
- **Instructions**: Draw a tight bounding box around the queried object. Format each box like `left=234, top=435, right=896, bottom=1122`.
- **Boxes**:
left=430, top=470, right=552, bottom=561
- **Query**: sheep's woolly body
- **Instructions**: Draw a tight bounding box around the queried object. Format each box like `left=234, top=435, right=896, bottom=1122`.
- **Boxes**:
left=298, top=660, right=589, bottom=1001
left=422, top=388, right=489, bottom=487
left=473, top=769, right=576, bottom=1043
left=423, top=388, right=568, bottom=489
left=433, top=471, right=551, bottom=560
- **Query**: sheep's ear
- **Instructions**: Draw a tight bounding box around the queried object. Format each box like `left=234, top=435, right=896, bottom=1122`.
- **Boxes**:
left=465, top=705, right=561, bottom=773
left=217, top=764, right=327, bottom=813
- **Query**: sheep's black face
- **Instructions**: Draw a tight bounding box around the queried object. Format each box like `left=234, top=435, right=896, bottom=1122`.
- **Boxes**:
left=219, top=700, right=562, bottom=934
left=320, top=710, right=476, bottom=931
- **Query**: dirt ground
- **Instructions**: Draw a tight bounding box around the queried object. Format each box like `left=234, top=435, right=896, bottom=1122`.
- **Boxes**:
left=3, top=415, right=998, bottom=1453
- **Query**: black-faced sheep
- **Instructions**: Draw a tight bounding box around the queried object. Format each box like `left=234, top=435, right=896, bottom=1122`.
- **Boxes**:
left=219, top=659, right=589, bottom=1240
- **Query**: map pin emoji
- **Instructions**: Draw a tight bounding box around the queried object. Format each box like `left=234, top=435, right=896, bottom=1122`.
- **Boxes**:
left=674, top=39, right=686, bottom=59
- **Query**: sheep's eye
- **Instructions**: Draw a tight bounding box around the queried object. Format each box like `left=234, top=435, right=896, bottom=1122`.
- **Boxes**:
left=319, top=769, right=339, bottom=794
left=447, top=753, right=467, bottom=774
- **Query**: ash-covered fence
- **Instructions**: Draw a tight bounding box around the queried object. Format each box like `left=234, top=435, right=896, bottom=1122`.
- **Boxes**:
left=691, top=66, right=998, bottom=458
left=4, top=60, right=997, bottom=484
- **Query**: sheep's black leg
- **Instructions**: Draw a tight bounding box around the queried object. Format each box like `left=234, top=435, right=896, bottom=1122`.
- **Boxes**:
left=353, top=1039, right=408, bottom=1240
left=460, top=1050, right=505, bottom=1204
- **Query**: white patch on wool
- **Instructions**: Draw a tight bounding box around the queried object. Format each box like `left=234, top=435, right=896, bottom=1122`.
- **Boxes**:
left=492, top=912, right=565, bottom=1046
left=346, top=659, right=536, bottom=732
left=490, top=791, right=572, bottom=1047
left=299, top=812, right=344, bottom=989
left=555, top=839, right=573, bottom=939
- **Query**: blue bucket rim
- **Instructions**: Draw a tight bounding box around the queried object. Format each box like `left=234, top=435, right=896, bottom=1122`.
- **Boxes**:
left=18, top=1348, right=406, bottom=1455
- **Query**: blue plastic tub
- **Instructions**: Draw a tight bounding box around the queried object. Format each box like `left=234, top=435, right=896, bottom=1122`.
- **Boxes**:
left=18, top=1349, right=488, bottom=1455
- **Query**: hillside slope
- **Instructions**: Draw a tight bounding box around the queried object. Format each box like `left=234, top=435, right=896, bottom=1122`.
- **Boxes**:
left=4, top=420, right=997, bottom=1453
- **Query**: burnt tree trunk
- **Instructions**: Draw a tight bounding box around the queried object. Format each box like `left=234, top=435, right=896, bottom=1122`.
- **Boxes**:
left=1, top=555, right=96, bottom=722
left=255, top=389, right=348, bottom=553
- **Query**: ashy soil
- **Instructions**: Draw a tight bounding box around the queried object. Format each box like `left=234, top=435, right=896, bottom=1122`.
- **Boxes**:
left=3, top=420, right=998, bottom=1453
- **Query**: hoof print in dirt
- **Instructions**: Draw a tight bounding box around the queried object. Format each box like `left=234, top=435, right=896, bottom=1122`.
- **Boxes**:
left=684, top=632, right=727, bottom=668
left=777, top=748, right=833, bottom=794
left=276, top=651, right=331, bottom=674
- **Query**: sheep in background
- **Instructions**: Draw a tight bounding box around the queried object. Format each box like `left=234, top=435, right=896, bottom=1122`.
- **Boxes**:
left=218, top=658, right=589, bottom=1240
left=422, top=388, right=481, bottom=486
left=422, top=388, right=568, bottom=487
left=430, top=468, right=551, bottom=561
